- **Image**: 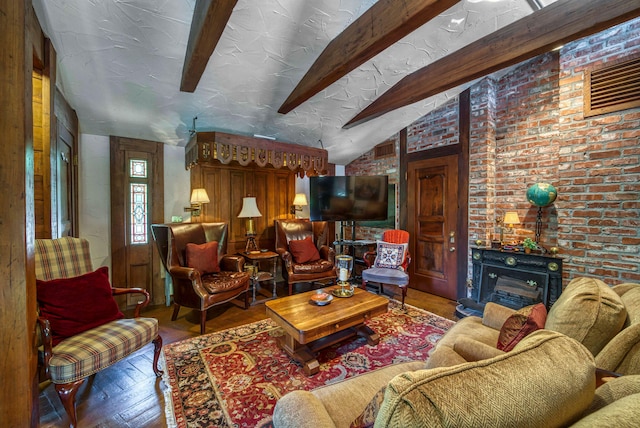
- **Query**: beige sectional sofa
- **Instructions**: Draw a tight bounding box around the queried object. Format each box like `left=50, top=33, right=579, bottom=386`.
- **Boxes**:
left=272, top=277, right=640, bottom=427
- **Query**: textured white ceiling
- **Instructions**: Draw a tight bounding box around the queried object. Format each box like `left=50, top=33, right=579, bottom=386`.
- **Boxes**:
left=32, top=0, right=554, bottom=165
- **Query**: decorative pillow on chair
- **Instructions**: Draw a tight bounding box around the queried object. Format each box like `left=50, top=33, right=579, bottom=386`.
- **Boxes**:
left=374, top=241, right=407, bottom=269
left=497, top=303, right=547, bottom=351
left=288, top=236, right=321, bottom=263
left=186, top=241, right=220, bottom=274
left=36, top=266, right=125, bottom=346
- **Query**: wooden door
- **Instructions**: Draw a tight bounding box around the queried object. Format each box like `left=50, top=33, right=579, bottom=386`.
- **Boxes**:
left=110, top=137, right=164, bottom=307
left=56, top=124, right=76, bottom=237
left=407, top=155, right=459, bottom=300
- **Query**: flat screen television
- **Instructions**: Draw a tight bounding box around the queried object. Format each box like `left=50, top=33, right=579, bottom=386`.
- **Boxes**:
left=309, top=175, right=389, bottom=222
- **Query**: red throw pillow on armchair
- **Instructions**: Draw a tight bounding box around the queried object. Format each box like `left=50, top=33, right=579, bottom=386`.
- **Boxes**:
left=497, top=303, right=547, bottom=352
left=36, top=266, right=125, bottom=346
left=288, top=236, right=321, bottom=263
left=186, top=241, right=220, bottom=274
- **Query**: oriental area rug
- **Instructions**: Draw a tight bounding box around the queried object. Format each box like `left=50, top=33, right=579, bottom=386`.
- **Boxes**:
left=161, top=300, right=454, bottom=428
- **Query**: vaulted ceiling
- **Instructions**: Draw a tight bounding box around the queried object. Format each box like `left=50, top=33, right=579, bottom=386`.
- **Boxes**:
left=32, top=0, right=639, bottom=164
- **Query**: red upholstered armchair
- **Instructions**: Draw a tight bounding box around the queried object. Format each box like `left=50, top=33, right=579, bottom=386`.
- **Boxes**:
left=151, top=222, right=250, bottom=334
left=361, top=229, right=411, bottom=308
left=275, top=219, right=337, bottom=295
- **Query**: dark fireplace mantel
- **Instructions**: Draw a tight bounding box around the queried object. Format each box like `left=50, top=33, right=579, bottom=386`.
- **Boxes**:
left=457, top=247, right=563, bottom=318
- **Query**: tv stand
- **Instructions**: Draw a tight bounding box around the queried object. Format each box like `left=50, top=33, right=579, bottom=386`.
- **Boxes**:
left=333, top=221, right=376, bottom=281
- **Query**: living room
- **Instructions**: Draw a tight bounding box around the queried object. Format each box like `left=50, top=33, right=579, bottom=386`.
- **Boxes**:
left=2, top=1, right=640, bottom=427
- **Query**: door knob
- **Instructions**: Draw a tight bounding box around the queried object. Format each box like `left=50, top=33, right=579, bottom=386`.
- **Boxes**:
left=449, top=247, right=456, bottom=252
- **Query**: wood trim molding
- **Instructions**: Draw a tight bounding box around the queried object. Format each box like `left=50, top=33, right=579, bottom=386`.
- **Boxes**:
left=186, top=131, right=329, bottom=177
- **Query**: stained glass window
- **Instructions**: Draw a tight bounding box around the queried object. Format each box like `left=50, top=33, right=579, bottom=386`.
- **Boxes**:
left=130, top=159, right=147, bottom=178
left=130, top=183, right=148, bottom=244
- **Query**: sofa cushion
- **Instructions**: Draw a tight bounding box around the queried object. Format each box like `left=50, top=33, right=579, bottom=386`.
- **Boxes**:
left=37, top=266, right=125, bottom=346
left=49, top=317, right=158, bottom=383
left=376, top=330, right=595, bottom=428
left=186, top=241, right=220, bottom=274
left=497, top=303, right=547, bottom=351
left=583, top=375, right=640, bottom=416
left=545, top=277, right=626, bottom=356
left=374, top=241, right=407, bottom=269
left=571, top=393, right=640, bottom=428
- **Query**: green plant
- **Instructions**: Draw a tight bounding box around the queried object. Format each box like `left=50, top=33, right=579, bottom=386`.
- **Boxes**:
left=522, top=238, right=537, bottom=250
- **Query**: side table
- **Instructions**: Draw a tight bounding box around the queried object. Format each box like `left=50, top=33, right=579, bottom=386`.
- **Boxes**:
left=241, top=250, right=279, bottom=305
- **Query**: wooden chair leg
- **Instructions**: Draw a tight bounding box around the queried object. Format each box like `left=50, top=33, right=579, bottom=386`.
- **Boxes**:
left=288, top=283, right=293, bottom=295
left=55, top=379, right=85, bottom=428
left=152, top=335, right=164, bottom=376
left=200, top=310, right=207, bottom=334
left=401, top=286, right=407, bottom=309
left=171, top=303, right=181, bottom=321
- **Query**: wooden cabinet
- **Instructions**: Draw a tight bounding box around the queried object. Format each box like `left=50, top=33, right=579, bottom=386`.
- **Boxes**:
left=192, top=162, right=296, bottom=253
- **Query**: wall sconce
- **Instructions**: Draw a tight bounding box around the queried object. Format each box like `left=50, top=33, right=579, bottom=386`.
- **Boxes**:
left=238, top=196, right=262, bottom=253
left=184, top=188, right=210, bottom=221
left=290, top=193, right=308, bottom=216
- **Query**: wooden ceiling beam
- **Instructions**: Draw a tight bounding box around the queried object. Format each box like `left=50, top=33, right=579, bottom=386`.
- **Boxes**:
left=343, top=0, right=640, bottom=128
left=278, top=0, right=461, bottom=114
left=180, top=0, right=238, bottom=93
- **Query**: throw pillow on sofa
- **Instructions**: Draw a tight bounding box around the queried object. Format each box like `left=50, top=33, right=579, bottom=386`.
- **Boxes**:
left=545, top=277, right=626, bottom=356
left=497, top=303, right=547, bottom=351
left=36, top=266, right=125, bottom=346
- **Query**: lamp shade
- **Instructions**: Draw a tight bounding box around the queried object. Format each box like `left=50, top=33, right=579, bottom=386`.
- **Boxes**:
left=503, top=211, right=521, bottom=226
left=190, top=188, right=210, bottom=204
left=238, top=197, right=262, bottom=218
left=292, top=193, right=308, bottom=206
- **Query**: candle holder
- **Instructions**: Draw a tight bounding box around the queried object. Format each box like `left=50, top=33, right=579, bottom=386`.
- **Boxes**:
left=333, top=255, right=354, bottom=297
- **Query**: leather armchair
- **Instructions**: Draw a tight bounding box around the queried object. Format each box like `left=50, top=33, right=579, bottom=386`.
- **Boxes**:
left=151, top=222, right=250, bottom=334
left=274, top=219, right=337, bottom=295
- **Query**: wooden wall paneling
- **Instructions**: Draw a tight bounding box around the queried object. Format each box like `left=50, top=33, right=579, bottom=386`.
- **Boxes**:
left=193, top=163, right=296, bottom=254
left=0, top=0, right=37, bottom=425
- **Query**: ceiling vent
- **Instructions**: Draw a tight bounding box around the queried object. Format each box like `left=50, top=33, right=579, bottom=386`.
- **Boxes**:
left=374, top=140, right=395, bottom=159
left=584, top=55, right=640, bottom=117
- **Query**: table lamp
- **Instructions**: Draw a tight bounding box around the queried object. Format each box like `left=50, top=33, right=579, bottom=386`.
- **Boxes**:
left=502, top=211, right=521, bottom=244
left=238, top=196, right=262, bottom=253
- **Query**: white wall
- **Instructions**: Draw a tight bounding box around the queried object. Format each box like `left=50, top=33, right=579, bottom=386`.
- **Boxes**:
left=78, top=133, right=190, bottom=271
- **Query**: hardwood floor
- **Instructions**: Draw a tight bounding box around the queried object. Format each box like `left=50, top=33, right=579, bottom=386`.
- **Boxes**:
left=38, top=283, right=457, bottom=427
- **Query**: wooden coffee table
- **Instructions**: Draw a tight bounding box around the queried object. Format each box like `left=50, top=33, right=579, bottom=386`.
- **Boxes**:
left=265, top=287, right=388, bottom=375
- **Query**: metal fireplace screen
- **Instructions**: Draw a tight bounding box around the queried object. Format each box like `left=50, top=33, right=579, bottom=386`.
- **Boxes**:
left=479, top=265, right=549, bottom=310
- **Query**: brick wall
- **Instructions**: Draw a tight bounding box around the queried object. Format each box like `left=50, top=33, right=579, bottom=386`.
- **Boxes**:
left=346, top=17, right=640, bottom=287
left=345, top=135, right=399, bottom=241
left=556, top=19, right=640, bottom=283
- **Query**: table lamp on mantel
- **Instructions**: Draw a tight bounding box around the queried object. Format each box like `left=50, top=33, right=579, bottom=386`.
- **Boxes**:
left=502, top=211, right=521, bottom=244
left=238, top=196, right=262, bottom=253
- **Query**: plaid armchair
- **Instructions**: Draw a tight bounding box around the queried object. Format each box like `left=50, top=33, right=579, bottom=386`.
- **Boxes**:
left=35, top=237, right=162, bottom=428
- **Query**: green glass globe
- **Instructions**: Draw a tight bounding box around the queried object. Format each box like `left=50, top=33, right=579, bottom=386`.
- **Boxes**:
left=527, top=182, right=557, bottom=207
